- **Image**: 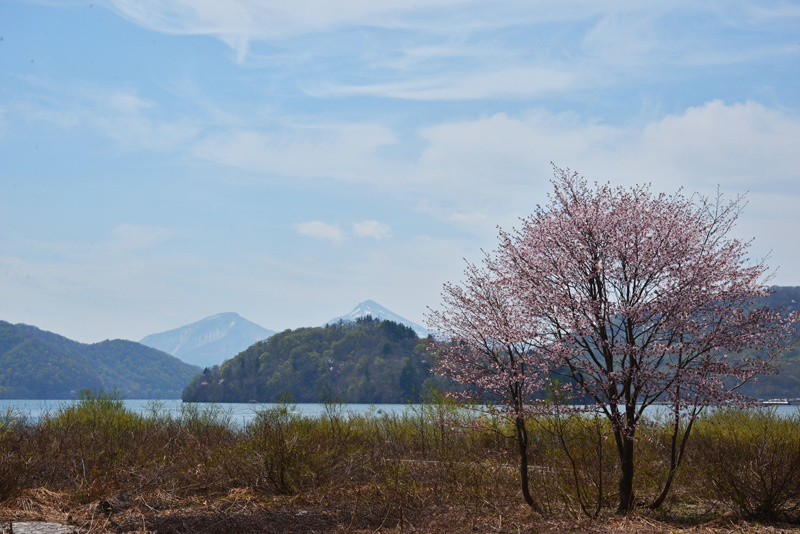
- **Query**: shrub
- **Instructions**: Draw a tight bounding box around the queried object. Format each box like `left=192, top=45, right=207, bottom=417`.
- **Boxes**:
left=692, top=408, right=800, bottom=521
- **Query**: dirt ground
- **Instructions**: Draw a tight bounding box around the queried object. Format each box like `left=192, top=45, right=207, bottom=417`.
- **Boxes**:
left=2, top=487, right=799, bottom=534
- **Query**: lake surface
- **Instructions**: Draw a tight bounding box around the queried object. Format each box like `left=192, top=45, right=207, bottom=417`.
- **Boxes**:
left=0, top=399, right=414, bottom=425
left=1, top=399, right=797, bottom=426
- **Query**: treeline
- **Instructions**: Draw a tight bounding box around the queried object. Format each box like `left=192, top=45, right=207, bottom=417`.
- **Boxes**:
left=182, top=317, right=448, bottom=403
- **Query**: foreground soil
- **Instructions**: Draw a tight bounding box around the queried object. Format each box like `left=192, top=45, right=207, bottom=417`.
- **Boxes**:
left=1, top=487, right=798, bottom=534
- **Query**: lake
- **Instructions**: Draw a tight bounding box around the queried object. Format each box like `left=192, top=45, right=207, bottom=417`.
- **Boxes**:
left=0, top=399, right=414, bottom=425
left=1, top=399, right=797, bottom=426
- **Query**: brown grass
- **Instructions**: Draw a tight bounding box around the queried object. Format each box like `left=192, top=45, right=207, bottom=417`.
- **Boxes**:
left=0, top=394, right=799, bottom=533
left=2, top=487, right=799, bottom=534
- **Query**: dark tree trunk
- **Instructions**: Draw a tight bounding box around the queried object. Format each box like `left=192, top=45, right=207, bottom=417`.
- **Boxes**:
left=617, top=434, right=635, bottom=514
left=515, top=415, right=542, bottom=513
left=649, top=414, right=696, bottom=509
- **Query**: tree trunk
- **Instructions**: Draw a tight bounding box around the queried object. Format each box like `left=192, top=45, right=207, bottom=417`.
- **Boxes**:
left=617, top=434, right=635, bottom=514
left=649, top=415, right=695, bottom=509
left=515, top=415, right=542, bottom=513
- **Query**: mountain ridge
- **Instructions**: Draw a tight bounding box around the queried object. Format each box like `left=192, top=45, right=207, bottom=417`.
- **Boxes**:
left=140, top=312, right=275, bottom=369
left=0, top=321, right=200, bottom=399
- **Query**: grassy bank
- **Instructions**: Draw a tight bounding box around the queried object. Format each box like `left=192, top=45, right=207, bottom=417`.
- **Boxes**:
left=1, top=392, right=799, bottom=533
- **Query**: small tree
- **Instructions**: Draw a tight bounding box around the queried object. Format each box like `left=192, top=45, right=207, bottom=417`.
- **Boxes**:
left=427, top=262, right=553, bottom=512
left=431, top=166, right=798, bottom=514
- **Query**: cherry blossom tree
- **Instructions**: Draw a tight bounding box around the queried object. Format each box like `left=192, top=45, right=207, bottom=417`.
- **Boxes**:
left=427, top=262, right=554, bottom=512
left=431, top=166, right=798, bottom=514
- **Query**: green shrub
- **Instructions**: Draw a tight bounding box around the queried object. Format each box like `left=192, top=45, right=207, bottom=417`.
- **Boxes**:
left=692, top=408, right=800, bottom=521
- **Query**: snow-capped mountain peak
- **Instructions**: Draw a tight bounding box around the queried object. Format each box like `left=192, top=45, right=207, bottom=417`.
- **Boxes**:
left=324, top=300, right=430, bottom=338
left=140, top=312, right=274, bottom=369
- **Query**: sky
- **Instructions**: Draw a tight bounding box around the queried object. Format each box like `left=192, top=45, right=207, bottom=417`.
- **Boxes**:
left=1, top=1, right=799, bottom=344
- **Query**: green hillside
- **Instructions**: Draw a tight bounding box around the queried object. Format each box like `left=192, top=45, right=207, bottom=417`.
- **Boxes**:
left=734, top=286, right=800, bottom=398
left=0, top=321, right=201, bottom=399
left=182, top=288, right=800, bottom=404
left=182, top=317, right=446, bottom=403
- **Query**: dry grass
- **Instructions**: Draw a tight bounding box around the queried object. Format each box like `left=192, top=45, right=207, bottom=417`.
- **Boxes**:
left=1, top=394, right=799, bottom=533
left=2, top=487, right=800, bottom=534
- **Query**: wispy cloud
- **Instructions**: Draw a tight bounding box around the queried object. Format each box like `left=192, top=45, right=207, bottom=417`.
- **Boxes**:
left=193, top=123, right=399, bottom=183
left=184, top=100, right=800, bottom=235
left=353, top=220, right=391, bottom=240
left=293, top=220, right=344, bottom=243
left=96, top=0, right=798, bottom=95
left=747, top=4, right=800, bottom=21
left=104, top=0, right=470, bottom=62
left=10, top=79, right=201, bottom=151
left=449, top=212, right=486, bottom=224
left=313, top=65, right=581, bottom=100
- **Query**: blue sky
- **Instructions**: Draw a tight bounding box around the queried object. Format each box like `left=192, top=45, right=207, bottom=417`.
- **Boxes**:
left=2, top=0, right=799, bottom=343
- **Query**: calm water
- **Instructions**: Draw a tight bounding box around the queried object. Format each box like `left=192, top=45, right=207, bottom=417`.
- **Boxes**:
left=0, top=399, right=414, bottom=425
left=1, top=399, right=797, bottom=425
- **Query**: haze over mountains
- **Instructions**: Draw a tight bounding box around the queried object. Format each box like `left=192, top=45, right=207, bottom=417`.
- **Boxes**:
left=2, top=292, right=797, bottom=400
left=139, top=301, right=429, bottom=369
left=0, top=300, right=425, bottom=399
left=139, top=312, right=275, bottom=370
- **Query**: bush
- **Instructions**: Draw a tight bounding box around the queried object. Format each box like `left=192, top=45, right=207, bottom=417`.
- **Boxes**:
left=692, top=408, right=800, bottom=521
left=0, top=408, right=27, bottom=501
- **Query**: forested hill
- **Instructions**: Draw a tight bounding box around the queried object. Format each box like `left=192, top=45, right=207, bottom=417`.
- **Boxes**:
left=182, top=317, right=447, bottom=403
left=762, top=285, right=800, bottom=313
left=0, top=321, right=201, bottom=399
left=737, top=286, right=800, bottom=398
left=181, top=289, right=800, bottom=403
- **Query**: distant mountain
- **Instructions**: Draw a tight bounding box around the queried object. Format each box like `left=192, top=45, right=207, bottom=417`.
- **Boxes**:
left=325, top=300, right=430, bottom=338
left=183, top=316, right=448, bottom=403
left=762, top=286, right=800, bottom=314
left=0, top=321, right=200, bottom=399
left=140, top=312, right=275, bottom=369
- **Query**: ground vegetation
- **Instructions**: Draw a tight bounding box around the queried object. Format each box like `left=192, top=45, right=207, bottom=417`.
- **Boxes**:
left=0, top=391, right=799, bottom=533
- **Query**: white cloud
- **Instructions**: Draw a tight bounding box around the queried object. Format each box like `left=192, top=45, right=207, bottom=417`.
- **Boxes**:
left=90, top=89, right=201, bottom=151
left=96, top=0, right=797, bottom=98
left=105, top=0, right=468, bottom=62
left=293, top=220, right=344, bottom=242
left=415, top=100, right=800, bottom=195
left=353, top=220, right=391, bottom=240
left=449, top=212, right=486, bottom=224
left=193, top=123, right=399, bottom=183
left=316, top=65, right=581, bottom=101
left=186, top=100, right=800, bottom=244
left=13, top=81, right=201, bottom=152
left=414, top=100, right=800, bottom=282
left=633, top=100, right=800, bottom=190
